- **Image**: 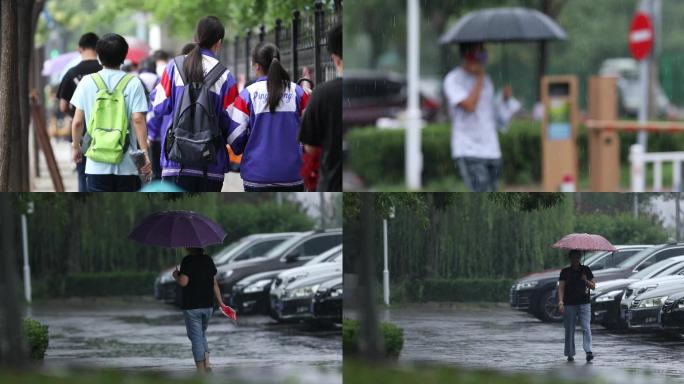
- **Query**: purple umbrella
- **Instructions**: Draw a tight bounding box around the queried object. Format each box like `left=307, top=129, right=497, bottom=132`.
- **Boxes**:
left=41, top=51, right=80, bottom=77
left=128, top=210, right=226, bottom=248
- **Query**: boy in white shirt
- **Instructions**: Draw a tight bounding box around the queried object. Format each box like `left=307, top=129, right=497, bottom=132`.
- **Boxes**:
left=443, top=42, right=520, bottom=192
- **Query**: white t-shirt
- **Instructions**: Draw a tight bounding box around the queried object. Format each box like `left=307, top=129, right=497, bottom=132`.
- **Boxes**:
left=443, top=67, right=520, bottom=159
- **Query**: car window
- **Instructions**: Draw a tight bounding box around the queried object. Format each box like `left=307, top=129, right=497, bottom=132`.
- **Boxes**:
left=656, top=261, right=684, bottom=277
left=233, top=238, right=285, bottom=262
left=618, top=247, right=660, bottom=269
left=632, top=257, right=681, bottom=279
left=288, top=234, right=342, bottom=260
left=609, top=250, right=641, bottom=267
left=584, top=251, right=606, bottom=266
left=344, top=79, right=403, bottom=99
left=635, top=248, right=684, bottom=271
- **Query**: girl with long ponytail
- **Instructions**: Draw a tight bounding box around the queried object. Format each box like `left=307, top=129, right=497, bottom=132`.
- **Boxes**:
left=151, top=16, right=239, bottom=192
left=228, top=42, right=310, bottom=192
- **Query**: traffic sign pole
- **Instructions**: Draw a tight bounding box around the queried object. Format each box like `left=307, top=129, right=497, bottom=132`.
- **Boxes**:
left=629, top=8, right=655, bottom=149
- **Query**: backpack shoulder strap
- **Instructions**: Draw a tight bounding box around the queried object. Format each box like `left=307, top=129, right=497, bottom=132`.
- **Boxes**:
left=174, top=55, right=187, bottom=85
left=91, top=73, right=108, bottom=92
left=203, top=62, right=227, bottom=89
left=113, top=74, right=135, bottom=94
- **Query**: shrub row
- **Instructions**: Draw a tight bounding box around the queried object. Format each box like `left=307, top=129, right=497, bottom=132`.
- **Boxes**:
left=387, top=278, right=516, bottom=303
left=34, top=272, right=158, bottom=298
left=345, top=121, right=684, bottom=186
left=343, top=319, right=404, bottom=358
left=23, top=318, right=48, bottom=359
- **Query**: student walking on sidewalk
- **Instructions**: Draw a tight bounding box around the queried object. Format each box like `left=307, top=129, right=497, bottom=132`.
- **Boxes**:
left=229, top=42, right=309, bottom=192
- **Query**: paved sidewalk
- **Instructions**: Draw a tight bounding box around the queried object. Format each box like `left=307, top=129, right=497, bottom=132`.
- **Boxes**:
left=31, top=138, right=245, bottom=192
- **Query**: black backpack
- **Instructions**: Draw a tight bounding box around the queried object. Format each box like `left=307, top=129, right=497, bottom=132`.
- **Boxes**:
left=165, top=55, right=226, bottom=174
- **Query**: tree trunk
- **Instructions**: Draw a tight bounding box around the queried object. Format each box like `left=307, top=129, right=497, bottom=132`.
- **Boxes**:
left=358, top=193, right=383, bottom=360
left=13, top=0, right=33, bottom=191
left=0, top=0, right=18, bottom=191
left=0, top=194, right=27, bottom=366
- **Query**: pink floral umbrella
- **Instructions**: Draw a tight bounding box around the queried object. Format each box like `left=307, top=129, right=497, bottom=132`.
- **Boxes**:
left=552, top=233, right=617, bottom=252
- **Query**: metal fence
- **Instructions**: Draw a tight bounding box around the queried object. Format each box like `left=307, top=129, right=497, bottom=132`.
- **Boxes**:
left=220, top=0, right=342, bottom=89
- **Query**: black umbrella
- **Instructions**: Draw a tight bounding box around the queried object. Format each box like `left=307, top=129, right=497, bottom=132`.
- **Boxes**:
left=439, top=7, right=567, bottom=44
left=439, top=7, right=567, bottom=85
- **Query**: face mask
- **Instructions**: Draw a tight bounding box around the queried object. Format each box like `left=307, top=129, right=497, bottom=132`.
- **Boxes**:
left=475, top=50, right=488, bottom=66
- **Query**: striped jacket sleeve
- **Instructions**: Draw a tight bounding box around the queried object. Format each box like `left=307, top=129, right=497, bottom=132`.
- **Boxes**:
left=227, top=88, right=251, bottom=155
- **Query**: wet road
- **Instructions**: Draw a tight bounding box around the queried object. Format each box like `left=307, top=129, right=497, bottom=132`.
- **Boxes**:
left=379, top=303, right=684, bottom=384
left=28, top=297, right=341, bottom=384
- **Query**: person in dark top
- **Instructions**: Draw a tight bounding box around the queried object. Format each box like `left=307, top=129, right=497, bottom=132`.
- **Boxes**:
left=172, top=247, right=225, bottom=373
left=57, top=32, right=102, bottom=192
left=558, top=249, right=596, bottom=362
left=299, top=24, right=342, bottom=192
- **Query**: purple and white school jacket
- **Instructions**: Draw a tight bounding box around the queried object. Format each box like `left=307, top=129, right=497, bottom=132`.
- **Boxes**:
left=151, top=48, right=238, bottom=181
left=229, top=76, right=309, bottom=188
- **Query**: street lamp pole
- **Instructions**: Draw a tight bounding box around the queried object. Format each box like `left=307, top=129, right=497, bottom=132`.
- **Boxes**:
left=383, top=206, right=395, bottom=306
left=405, top=0, right=422, bottom=190
left=22, top=201, right=34, bottom=303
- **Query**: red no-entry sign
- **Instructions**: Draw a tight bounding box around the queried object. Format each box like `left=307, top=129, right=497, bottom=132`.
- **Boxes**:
left=629, top=12, right=654, bottom=61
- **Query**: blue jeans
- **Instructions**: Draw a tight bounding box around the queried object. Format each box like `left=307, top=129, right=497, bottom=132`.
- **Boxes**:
left=563, top=303, right=592, bottom=357
left=454, top=157, right=502, bottom=192
left=76, top=157, right=87, bottom=192
left=86, top=174, right=141, bottom=192
left=183, top=307, right=213, bottom=362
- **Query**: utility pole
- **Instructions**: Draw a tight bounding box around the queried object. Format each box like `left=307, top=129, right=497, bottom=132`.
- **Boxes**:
left=21, top=201, right=34, bottom=303
left=405, top=0, right=422, bottom=190
left=382, top=206, right=395, bottom=306
left=676, top=192, right=681, bottom=242
left=319, top=192, right=327, bottom=229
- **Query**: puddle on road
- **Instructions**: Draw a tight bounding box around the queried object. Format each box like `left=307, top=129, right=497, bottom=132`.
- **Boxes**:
left=28, top=299, right=341, bottom=384
left=380, top=304, right=684, bottom=384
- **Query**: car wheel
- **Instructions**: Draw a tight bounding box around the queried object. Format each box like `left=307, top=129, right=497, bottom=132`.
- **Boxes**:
left=536, top=290, right=563, bottom=322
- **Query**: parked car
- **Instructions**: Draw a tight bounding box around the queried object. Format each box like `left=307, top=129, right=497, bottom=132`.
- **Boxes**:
left=509, top=245, right=650, bottom=322
left=661, top=290, right=684, bottom=332
left=231, top=245, right=342, bottom=315
left=591, top=256, right=684, bottom=329
left=311, top=276, right=343, bottom=325
left=626, top=278, right=684, bottom=330
left=216, top=229, right=343, bottom=305
left=620, top=271, right=684, bottom=326
left=272, top=272, right=341, bottom=322
left=590, top=242, right=684, bottom=283
left=155, top=232, right=299, bottom=305
left=343, top=71, right=441, bottom=130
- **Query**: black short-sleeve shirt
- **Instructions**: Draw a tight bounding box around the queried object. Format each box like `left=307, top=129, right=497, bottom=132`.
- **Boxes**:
left=559, top=265, right=594, bottom=305
left=57, top=59, right=103, bottom=111
left=179, top=254, right=217, bottom=310
left=298, top=77, right=342, bottom=191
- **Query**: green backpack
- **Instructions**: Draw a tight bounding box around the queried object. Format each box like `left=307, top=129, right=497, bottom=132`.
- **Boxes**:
left=85, top=73, right=134, bottom=164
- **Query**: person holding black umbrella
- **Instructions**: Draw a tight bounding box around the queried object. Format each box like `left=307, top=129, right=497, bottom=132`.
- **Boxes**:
left=128, top=211, right=236, bottom=373
left=558, top=249, right=596, bottom=363
left=443, top=42, right=520, bottom=192
left=172, top=247, right=224, bottom=373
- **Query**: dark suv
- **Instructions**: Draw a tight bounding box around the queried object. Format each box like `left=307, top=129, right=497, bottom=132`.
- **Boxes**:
left=510, top=245, right=650, bottom=322
left=216, top=229, right=343, bottom=304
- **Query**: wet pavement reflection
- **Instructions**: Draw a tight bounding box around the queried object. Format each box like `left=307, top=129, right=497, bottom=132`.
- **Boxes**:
left=28, top=297, right=341, bottom=384
left=379, top=303, right=684, bottom=384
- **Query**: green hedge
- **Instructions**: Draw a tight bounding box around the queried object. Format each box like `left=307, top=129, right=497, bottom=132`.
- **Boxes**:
left=420, top=279, right=515, bottom=303
left=575, top=213, right=670, bottom=245
left=59, top=272, right=158, bottom=297
left=23, top=318, right=48, bottom=359
left=384, top=279, right=515, bottom=303
left=346, top=121, right=684, bottom=186
left=343, top=319, right=404, bottom=358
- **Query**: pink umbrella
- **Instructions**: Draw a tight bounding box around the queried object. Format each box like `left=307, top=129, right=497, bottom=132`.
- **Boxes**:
left=552, top=233, right=617, bottom=252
